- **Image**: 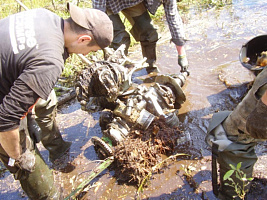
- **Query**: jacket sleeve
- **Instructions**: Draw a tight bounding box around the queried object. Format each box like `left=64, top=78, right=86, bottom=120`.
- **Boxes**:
left=163, top=0, right=186, bottom=46
left=246, top=95, right=267, bottom=139
left=92, top=0, right=107, bottom=12
left=0, top=79, right=39, bottom=132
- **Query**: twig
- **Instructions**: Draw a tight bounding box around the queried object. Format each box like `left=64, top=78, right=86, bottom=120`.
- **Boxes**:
left=15, top=0, right=29, bottom=10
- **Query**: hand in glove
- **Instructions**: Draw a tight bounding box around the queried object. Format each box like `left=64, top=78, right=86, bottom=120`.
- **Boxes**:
left=15, top=149, right=36, bottom=172
left=0, top=128, right=35, bottom=172
left=178, top=55, right=189, bottom=75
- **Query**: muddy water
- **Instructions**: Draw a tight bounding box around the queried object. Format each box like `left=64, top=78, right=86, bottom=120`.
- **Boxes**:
left=1, top=0, right=267, bottom=199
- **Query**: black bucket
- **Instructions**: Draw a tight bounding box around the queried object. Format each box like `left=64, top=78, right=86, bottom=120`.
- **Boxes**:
left=239, top=35, right=267, bottom=71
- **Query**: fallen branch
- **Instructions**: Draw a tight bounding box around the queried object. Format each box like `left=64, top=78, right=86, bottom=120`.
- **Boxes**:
left=64, top=156, right=114, bottom=200
left=57, top=89, right=77, bottom=106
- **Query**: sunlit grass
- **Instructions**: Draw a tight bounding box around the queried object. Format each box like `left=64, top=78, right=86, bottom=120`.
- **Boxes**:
left=0, top=0, right=93, bottom=19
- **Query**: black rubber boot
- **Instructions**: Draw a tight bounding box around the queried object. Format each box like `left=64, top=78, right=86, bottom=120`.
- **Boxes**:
left=129, top=11, right=159, bottom=73
left=108, top=14, right=131, bottom=55
left=217, top=143, right=257, bottom=200
left=41, top=122, right=72, bottom=163
left=141, top=41, right=159, bottom=73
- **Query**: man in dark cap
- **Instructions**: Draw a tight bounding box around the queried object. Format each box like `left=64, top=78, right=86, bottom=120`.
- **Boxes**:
left=0, top=3, right=113, bottom=199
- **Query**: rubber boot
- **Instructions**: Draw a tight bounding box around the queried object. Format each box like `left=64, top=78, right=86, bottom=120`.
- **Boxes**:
left=129, top=11, right=159, bottom=73
left=40, top=121, right=71, bottom=163
left=19, top=149, right=61, bottom=200
left=141, top=41, right=159, bottom=73
left=34, top=90, right=71, bottom=163
left=217, top=142, right=257, bottom=200
left=108, top=14, right=131, bottom=55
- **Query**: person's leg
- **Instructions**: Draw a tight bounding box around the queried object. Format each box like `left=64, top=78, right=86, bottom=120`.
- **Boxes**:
left=19, top=149, right=61, bottom=200
left=107, top=10, right=131, bottom=55
left=217, top=142, right=257, bottom=200
left=34, top=90, right=71, bottom=163
left=122, top=3, right=159, bottom=72
left=0, top=117, right=60, bottom=199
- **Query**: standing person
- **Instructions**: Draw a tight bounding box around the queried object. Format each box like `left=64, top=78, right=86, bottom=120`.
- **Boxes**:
left=205, top=36, right=267, bottom=199
left=93, top=0, right=189, bottom=74
left=0, top=3, right=113, bottom=199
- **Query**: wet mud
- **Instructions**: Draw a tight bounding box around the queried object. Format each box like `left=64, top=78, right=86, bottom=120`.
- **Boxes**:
left=1, top=0, right=267, bottom=199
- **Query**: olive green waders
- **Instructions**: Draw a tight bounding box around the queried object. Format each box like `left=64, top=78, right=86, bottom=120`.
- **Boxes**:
left=0, top=115, right=60, bottom=199
left=107, top=2, right=159, bottom=72
left=216, top=142, right=257, bottom=200
left=34, top=90, right=71, bottom=162
left=206, top=112, right=257, bottom=200
left=206, top=67, right=267, bottom=199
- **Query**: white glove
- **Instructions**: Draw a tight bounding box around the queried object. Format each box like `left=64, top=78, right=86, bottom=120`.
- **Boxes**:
left=16, top=149, right=36, bottom=172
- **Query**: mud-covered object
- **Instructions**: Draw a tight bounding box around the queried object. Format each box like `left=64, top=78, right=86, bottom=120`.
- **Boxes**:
left=113, top=137, right=160, bottom=184
left=246, top=99, right=267, bottom=139
left=76, top=61, right=120, bottom=102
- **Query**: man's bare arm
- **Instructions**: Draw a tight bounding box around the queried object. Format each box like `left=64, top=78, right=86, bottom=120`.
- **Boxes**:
left=0, top=128, right=21, bottom=159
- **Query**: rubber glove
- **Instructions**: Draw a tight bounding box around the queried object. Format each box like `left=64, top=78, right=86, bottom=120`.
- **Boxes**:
left=178, top=55, right=189, bottom=75
left=15, top=149, right=36, bottom=172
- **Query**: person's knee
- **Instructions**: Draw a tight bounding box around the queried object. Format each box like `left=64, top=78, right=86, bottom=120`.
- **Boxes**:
left=130, top=11, right=159, bottom=43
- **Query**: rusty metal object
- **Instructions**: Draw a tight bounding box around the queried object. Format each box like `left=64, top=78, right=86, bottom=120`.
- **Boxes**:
left=76, top=44, right=189, bottom=154
left=75, top=45, right=189, bottom=184
left=91, top=136, right=113, bottom=159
